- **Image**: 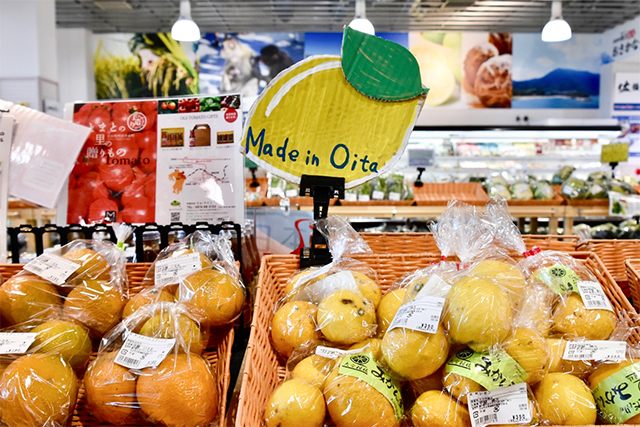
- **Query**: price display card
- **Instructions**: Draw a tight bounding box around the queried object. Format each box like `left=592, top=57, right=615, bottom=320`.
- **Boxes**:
left=115, top=332, right=175, bottom=369
left=468, top=383, right=531, bottom=427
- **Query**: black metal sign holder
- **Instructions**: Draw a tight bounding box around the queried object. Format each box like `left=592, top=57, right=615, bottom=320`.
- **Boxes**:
left=298, top=174, right=345, bottom=269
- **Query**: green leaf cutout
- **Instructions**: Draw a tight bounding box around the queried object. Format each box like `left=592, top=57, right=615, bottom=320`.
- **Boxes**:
left=341, top=27, right=428, bottom=101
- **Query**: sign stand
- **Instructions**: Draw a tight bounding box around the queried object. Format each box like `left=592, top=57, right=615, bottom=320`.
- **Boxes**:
left=299, top=174, right=344, bottom=268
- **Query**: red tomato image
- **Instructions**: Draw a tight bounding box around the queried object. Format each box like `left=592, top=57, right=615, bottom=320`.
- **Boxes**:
left=72, top=155, right=97, bottom=177
left=141, top=101, right=158, bottom=117
left=111, top=138, right=140, bottom=163
left=73, top=103, right=98, bottom=127
left=136, top=131, right=157, bottom=152
left=67, top=188, right=92, bottom=223
left=88, top=198, right=119, bottom=223
left=144, top=173, right=156, bottom=199
left=76, top=171, right=111, bottom=199
left=87, top=106, right=112, bottom=133
left=121, top=197, right=154, bottom=223
left=98, top=163, right=134, bottom=193
left=121, top=178, right=146, bottom=207
left=139, top=147, right=156, bottom=174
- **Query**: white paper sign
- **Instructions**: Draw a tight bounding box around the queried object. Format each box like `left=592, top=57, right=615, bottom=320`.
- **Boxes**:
left=468, top=383, right=531, bottom=427
left=344, top=193, right=357, bottom=202
left=285, top=189, right=298, bottom=198
left=388, top=296, right=445, bottom=334
left=0, top=332, right=37, bottom=354
left=292, top=270, right=359, bottom=303
left=577, top=281, right=614, bottom=311
left=388, top=192, right=401, bottom=201
left=358, top=194, right=370, bottom=202
left=315, top=344, right=370, bottom=360
left=154, top=253, right=202, bottom=286
left=614, top=72, right=640, bottom=110
left=114, top=332, right=176, bottom=369
left=372, top=190, right=385, bottom=200
left=562, top=341, right=626, bottom=362
left=23, top=252, right=80, bottom=285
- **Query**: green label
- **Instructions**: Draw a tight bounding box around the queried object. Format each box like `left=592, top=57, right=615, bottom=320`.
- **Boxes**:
left=593, top=362, right=640, bottom=424
left=534, top=264, right=580, bottom=294
left=445, top=349, right=529, bottom=391
left=338, top=352, right=404, bottom=421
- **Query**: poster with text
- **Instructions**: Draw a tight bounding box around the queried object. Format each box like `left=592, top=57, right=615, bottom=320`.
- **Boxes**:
left=68, top=95, right=243, bottom=225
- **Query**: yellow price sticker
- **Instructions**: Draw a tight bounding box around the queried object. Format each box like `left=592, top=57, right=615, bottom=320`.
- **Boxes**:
left=601, top=143, right=629, bottom=163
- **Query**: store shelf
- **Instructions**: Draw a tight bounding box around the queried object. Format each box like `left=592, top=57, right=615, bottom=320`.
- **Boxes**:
left=434, top=155, right=601, bottom=162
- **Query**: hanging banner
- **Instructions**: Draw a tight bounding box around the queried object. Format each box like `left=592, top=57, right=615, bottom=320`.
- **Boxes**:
left=614, top=72, right=640, bottom=112
left=0, top=114, right=14, bottom=263
left=66, top=95, right=244, bottom=225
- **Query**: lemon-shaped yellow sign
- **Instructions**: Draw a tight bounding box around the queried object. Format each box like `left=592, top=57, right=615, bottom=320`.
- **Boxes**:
left=242, top=29, right=428, bottom=189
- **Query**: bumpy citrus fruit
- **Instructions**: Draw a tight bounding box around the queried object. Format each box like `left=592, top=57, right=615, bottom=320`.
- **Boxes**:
left=382, top=324, right=449, bottom=380
left=139, top=310, right=207, bottom=355
left=411, top=390, right=471, bottom=427
left=317, top=290, right=376, bottom=345
left=376, top=288, right=407, bottom=335
left=264, top=378, right=325, bottom=427
left=62, top=247, right=110, bottom=281
left=534, top=372, right=596, bottom=425
left=31, top=319, right=92, bottom=370
left=552, top=293, right=617, bottom=340
left=63, top=279, right=125, bottom=337
left=271, top=301, right=321, bottom=358
left=123, top=287, right=175, bottom=319
left=0, top=274, right=61, bottom=325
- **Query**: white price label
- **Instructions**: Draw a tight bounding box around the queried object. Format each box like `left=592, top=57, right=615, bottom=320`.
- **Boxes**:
left=292, top=270, right=359, bottom=304
left=468, top=383, right=531, bottom=427
left=0, top=333, right=37, bottom=354
left=345, top=193, right=357, bottom=202
left=414, top=275, right=451, bottom=300
left=388, top=192, right=401, bottom=201
left=114, top=332, right=176, bottom=369
left=562, top=340, right=626, bottom=361
left=285, top=189, right=298, bottom=198
left=577, top=281, right=614, bottom=311
left=154, top=253, right=202, bottom=286
left=358, top=194, right=370, bottom=202
left=315, top=344, right=370, bottom=360
left=372, top=190, right=385, bottom=200
left=24, top=252, right=80, bottom=285
left=387, top=296, right=445, bottom=334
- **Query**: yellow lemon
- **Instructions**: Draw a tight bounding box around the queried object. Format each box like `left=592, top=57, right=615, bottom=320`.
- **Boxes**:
left=349, top=337, right=383, bottom=363
left=534, top=372, right=596, bottom=425
left=264, top=379, right=325, bottom=427
left=270, top=301, right=321, bottom=358
left=31, top=319, right=92, bottom=371
left=284, top=268, right=326, bottom=296
left=504, top=328, right=550, bottom=384
left=291, top=355, right=334, bottom=391
left=0, top=274, right=61, bottom=325
left=351, top=271, right=382, bottom=309
left=381, top=324, right=449, bottom=380
left=139, top=310, right=207, bottom=355
left=411, top=390, right=471, bottom=427
left=317, top=290, right=376, bottom=345
left=442, top=371, right=484, bottom=405
left=410, top=369, right=444, bottom=398
left=443, top=275, right=512, bottom=351
left=552, top=293, right=616, bottom=340
left=547, top=338, right=593, bottom=378
left=376, top=288, right=407, bottom=335
left=63, top=279, right=125, bottom=338
left=470, top=259, right=526, bottom=308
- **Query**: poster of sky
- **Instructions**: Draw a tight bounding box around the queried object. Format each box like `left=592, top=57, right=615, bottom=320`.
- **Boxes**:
left=512, top=33, right=602, bottom=109
left=304, top=32, right=408, bottom=57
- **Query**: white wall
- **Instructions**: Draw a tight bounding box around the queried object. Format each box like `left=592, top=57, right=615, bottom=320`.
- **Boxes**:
left=57, top=28, right=96, bottom=106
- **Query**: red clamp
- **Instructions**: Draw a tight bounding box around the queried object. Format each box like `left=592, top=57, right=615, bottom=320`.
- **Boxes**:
left=523, top=246, right=542, bottom=258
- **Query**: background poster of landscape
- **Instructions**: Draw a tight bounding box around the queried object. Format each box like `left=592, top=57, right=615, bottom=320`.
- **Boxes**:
left=512, top=33, right=602, bottom=109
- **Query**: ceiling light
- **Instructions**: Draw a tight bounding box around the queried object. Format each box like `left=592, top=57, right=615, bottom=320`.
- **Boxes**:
left=541, top=1, right=572, bottom=42
left=171, top=0, right=201, bottom=42
left=348, top=0, right=375, bottom=35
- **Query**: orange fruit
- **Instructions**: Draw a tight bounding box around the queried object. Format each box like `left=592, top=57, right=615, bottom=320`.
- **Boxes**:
left=170, top=248, right=214, bottom=269
left=122, top=287, right=175, bottom=319
left=139, top=310, right=207, bottom=355
left=0, top=274, right=61, bottom=325
left=177, top=269, right=245, bottom=326
left=85, top=351, right=141, bottom=425
left=137, top=353, right=218, bottom=427
left=0, top=353, right=78, bottom=427
left=63, top=280, right=125, bottom=337
left=62, top=247, right=110, bottom=282
left=31, top=319, right=92, bottom=370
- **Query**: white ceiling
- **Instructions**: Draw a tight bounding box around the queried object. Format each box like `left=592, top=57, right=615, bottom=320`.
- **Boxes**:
left=56, top=0, right=640, bottom=34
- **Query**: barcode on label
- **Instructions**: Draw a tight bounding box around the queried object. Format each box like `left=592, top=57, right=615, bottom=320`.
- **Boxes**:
left=577, top=281, right=614, bottom=311
left=23, top=252, right=81, bottom=285
left=387, top=296, right=444, bottom=334
left=477, top=414, right=498, bottom=425
left=563, top=340, right=626, bottom=361
left=118, top=356, right=141, bottom=367
left=114, top=332, right=176, bottom=369
left=170, top=212, right=180, bottom=222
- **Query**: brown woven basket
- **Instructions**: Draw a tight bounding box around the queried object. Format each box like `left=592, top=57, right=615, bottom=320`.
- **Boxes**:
left=578, top=239, right=640, bottom=295
left=0, top=263, right=233, bottom=427
left=235, top=252, right=638, bottom=427
left=626, top=259, right=640, bottom=312
left=359, top=233, right=580, bottom=257
left=413, top=183, right=490, bottom=206
left=338, top=199, right=415, bottom=206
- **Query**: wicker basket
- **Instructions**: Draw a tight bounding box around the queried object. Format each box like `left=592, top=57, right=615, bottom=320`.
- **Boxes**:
left=626, top=259, right=640, bottom=312
left=338, top=199, right=415, bottom=206
left=235, top=252, right=638, bottom=427
left=0, top=263, right=233, bottom=427
left=578, top=239, right=640, bottom=298
left=413, top=183, right=490, bottom=206
left=359, top=233, right=580, bottom=257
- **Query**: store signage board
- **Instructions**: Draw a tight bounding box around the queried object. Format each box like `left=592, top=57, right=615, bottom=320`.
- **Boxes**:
left=62, top=95, right=244, bottom=225
left=242, top=27, right=428, bottom=189
left=408, top=148, right=435, bottom=167
left=0, top=114, right=14, bottom=263
left=601, top=143, right=629, bottom=163
left=613, top=72, right=640, bottom=112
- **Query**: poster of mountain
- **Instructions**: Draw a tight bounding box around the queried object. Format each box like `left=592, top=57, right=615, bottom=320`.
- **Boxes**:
left=512, top=34, right=602, bottom=109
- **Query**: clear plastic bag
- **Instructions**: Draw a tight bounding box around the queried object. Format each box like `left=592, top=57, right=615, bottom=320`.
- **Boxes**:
left=132, top=230, right=245, bottom=328
left=84, top=301, right=219, bottom=426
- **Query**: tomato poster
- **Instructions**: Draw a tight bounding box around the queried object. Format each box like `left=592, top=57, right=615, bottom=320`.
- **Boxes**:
left=66, top=95, right=244, bottom=225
